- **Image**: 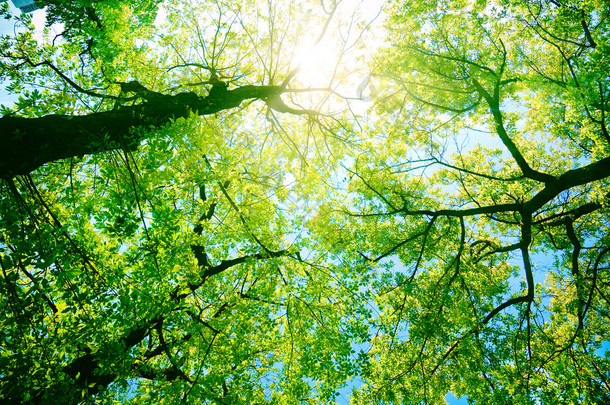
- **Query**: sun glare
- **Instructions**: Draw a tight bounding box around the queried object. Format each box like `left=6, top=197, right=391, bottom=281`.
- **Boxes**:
left=287, top=0, right=386, bottom=110
left=292, top=38, right=340, bottom=87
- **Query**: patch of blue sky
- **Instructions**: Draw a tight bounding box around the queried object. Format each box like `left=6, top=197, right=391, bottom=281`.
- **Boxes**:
left=446, top=391, right=470, bottom=405
left=0, top=3, right=49, bottom=109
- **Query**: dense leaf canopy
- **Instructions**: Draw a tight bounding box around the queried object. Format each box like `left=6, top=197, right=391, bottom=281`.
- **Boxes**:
left=1, top=0, right=609, bottom=404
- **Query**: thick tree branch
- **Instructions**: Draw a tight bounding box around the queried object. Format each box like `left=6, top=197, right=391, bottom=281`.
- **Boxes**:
left=1, top=318, right=157, bottom=405
left=0, top=84, right=286, bottom=178
left=524, top=156, right=610, bottom=214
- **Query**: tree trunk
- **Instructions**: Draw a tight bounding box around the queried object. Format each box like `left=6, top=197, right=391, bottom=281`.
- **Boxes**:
left=0, top=85, right=282, bottom=178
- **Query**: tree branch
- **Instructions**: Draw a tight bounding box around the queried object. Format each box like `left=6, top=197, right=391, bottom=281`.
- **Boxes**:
left=0, top=85, right=285, bottom=178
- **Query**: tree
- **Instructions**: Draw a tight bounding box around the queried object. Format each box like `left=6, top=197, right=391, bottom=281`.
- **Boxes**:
left=0, top=0, right=374, bottom=403
left=1, top=0, right=609, bottom=404
left=316, top=0, right=610, bottom=403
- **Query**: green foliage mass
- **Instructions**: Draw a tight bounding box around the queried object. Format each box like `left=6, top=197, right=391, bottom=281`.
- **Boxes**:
left=1, top=0, right=609, bottom=404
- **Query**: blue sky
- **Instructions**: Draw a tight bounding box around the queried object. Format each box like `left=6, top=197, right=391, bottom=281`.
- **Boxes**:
left=0, top=1, right=46, bottom=108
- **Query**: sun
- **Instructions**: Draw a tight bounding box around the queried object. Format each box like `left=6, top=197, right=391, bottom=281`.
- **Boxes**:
left=291, top=36, right=341, bottom=88
left=286, top=0, right=386, bottom=106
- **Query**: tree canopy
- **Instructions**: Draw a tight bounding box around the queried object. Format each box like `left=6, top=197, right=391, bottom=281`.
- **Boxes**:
left=1, top=0, right=609, bottom=404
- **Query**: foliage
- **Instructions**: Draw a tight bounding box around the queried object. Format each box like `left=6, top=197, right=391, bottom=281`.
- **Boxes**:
left=338, top=0, right=610, bottom=403
left=0, top=0, right=609, bottom=404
